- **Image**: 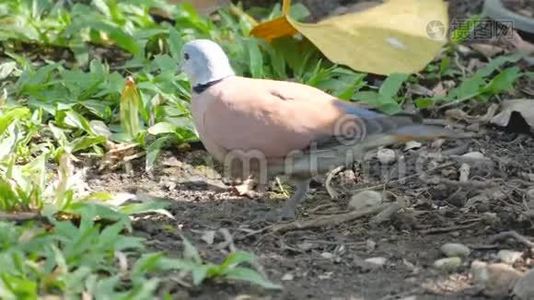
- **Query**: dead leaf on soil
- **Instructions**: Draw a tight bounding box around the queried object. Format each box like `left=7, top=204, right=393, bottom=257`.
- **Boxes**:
left=445, top=103, right=499, bottom=124
left=232, top=177, right=257, bottom=197
left=510, top=30, right=534, bottom=56
left=490, top=99, right=534, bottom=131
left=99, top=142, right=144, bottom=171
left=470, top=43, right=505, bottom=58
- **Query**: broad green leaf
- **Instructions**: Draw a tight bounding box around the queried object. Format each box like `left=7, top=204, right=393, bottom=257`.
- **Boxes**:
left=245, top=38, right=264, bottom=78
left=192, top=265, right=210, bottom=286
left=219, top=251, right=255, bottom=270
left=378, top=73, right=409, bottom=99
left=147, top=122, right=177, bottom=135
left=415, top=98, right=434, bottom=109
left=481, top=67, right=521, bottom=95
left=58, top=110, right=96, bottom=135
left=0, top=107, right=30, bottom=136
left=70, top=136, right=106, bottom=153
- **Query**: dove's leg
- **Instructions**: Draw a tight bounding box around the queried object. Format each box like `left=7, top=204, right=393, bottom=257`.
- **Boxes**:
left=265, top=178, right=311, bottom=221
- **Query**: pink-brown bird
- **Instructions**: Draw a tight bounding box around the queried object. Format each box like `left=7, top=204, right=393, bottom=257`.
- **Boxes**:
left=182, top=39, right=455, bottom=220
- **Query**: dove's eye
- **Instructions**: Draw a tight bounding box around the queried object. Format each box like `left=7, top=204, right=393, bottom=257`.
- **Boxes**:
left=184, top=53, right=190, bottom=60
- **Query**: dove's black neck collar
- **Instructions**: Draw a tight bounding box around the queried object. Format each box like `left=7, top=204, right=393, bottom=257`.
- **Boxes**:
left=193, top=77, right=228, bottom=94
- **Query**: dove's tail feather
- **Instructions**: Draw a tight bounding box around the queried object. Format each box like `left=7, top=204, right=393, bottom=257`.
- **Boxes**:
left=389, top=124, right=461, bottom=143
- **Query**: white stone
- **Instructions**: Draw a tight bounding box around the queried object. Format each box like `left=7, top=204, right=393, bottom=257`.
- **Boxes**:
left=349, top=190, right=383, bottom=211
left=440, top=243, right=471, bottom=258
left=433, top=257, right=462, bottom=272
left=377, top=148, right=396, bottom=164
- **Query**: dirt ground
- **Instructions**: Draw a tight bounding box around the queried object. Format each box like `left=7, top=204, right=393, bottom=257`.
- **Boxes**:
left=87, top=126, right=534, bottom=299
left=84, top=1, right=534, bottom=299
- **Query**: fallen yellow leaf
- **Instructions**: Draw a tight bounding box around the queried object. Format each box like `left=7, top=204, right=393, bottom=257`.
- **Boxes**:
left=251, top=0, right=449, bottom=75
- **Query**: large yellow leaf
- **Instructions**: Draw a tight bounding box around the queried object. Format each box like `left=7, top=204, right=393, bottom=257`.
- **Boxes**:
left=251, top=0, right=448, bottom=75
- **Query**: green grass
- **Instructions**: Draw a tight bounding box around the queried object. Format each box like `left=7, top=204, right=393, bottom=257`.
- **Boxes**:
left=0, top=0, right=528, bottom=298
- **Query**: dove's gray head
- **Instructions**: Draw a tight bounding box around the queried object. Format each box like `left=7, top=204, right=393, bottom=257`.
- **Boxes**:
left=181, top=39, right=235, bottom=90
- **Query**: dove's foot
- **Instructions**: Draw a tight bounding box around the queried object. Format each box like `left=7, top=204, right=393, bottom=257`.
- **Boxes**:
left=257, top=178, right=311, bottom=223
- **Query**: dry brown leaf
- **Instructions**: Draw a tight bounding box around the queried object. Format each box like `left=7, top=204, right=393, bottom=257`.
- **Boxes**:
left=470, top=43, right=505, bottom=58
left=491, top=99, right=534, bottom=131
left=510, top=31, right=534, bottom=56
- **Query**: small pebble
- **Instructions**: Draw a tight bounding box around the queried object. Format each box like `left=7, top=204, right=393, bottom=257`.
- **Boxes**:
left=440, top=243, right=471, bottom=258
left=349, top=190, right=383, bottom=211
left=365, top=257, right=387, bottom=267
left=377, top=148, right=396, bottom=164
left=281, top=273, right=294, bottom=281
left=433, top=257, right=462, bottom=272
left=404, top=141, right=422, bottom=151
left=461, top=151, right=486, bottom=160
left=498, top=250, right=522, bottom=265
left=513, top=268, right=534, bottom=300
left=321, top=252, right=334, bottom=259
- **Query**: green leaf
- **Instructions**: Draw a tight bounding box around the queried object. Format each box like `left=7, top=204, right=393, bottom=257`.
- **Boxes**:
left=245, top=38, right=264, bottom=78
left=224, top=267, right=282, bottom=289
left=352, top=91, right=379, bottom=104
left=192, top=265, right=210, bottom=285
left=481, top=67, right=521, bottom=95
left=168, top=27, right=184, bottom=59
left=147, top=122, right=177, bottom=135
left=145, top=136, right=171, bottom=172
left=83, top=20, right=141, bottom=55
left=58, top=110, right=96, bottom=135
left=118, top=201, right=173, bottom=219
left=120, top=78, right=142, bottom=141
left=476, top=54, right=521, bottom=77
left=378, top=73, right=409, bottom=99
left=450, top=14, right=481, bottom=44
left=415, top=98, right=435, bottom=109
left=0, top=107, right=30, bottom=136
left=219, top=251, right=255, bottom=271
left=70, top=136, right=106, bottom=153
left=181, top=236, right=202, bottom=264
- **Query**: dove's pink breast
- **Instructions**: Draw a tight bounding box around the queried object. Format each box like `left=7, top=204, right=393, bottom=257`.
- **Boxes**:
left=191, top=76, right=347, bottom=161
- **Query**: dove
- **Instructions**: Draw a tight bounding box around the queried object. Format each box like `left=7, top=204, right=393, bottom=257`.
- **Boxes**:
left=181, top=39, right=456, bottom=220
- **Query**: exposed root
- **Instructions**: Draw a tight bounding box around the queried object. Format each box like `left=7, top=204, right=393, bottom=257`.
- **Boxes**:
left=490, top=230, right=534, bottom=248
left=270, top=204, right=390, bottom=234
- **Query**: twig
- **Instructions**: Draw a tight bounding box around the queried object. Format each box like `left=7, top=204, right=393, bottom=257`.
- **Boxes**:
left=270, top=204, right=389, bottom=234
left=419, top=222, right=478, bottom=234
left=419, top=175, right=497, bottom=189
left=275, top=177, right=289, bottom=197
left=325, top=166, right=344, bottom=199
left=351, top=162, right=456, bottom=193
left=489, top=230, right=534, bottom=248
left=0, top=212, right=42, bottom=222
